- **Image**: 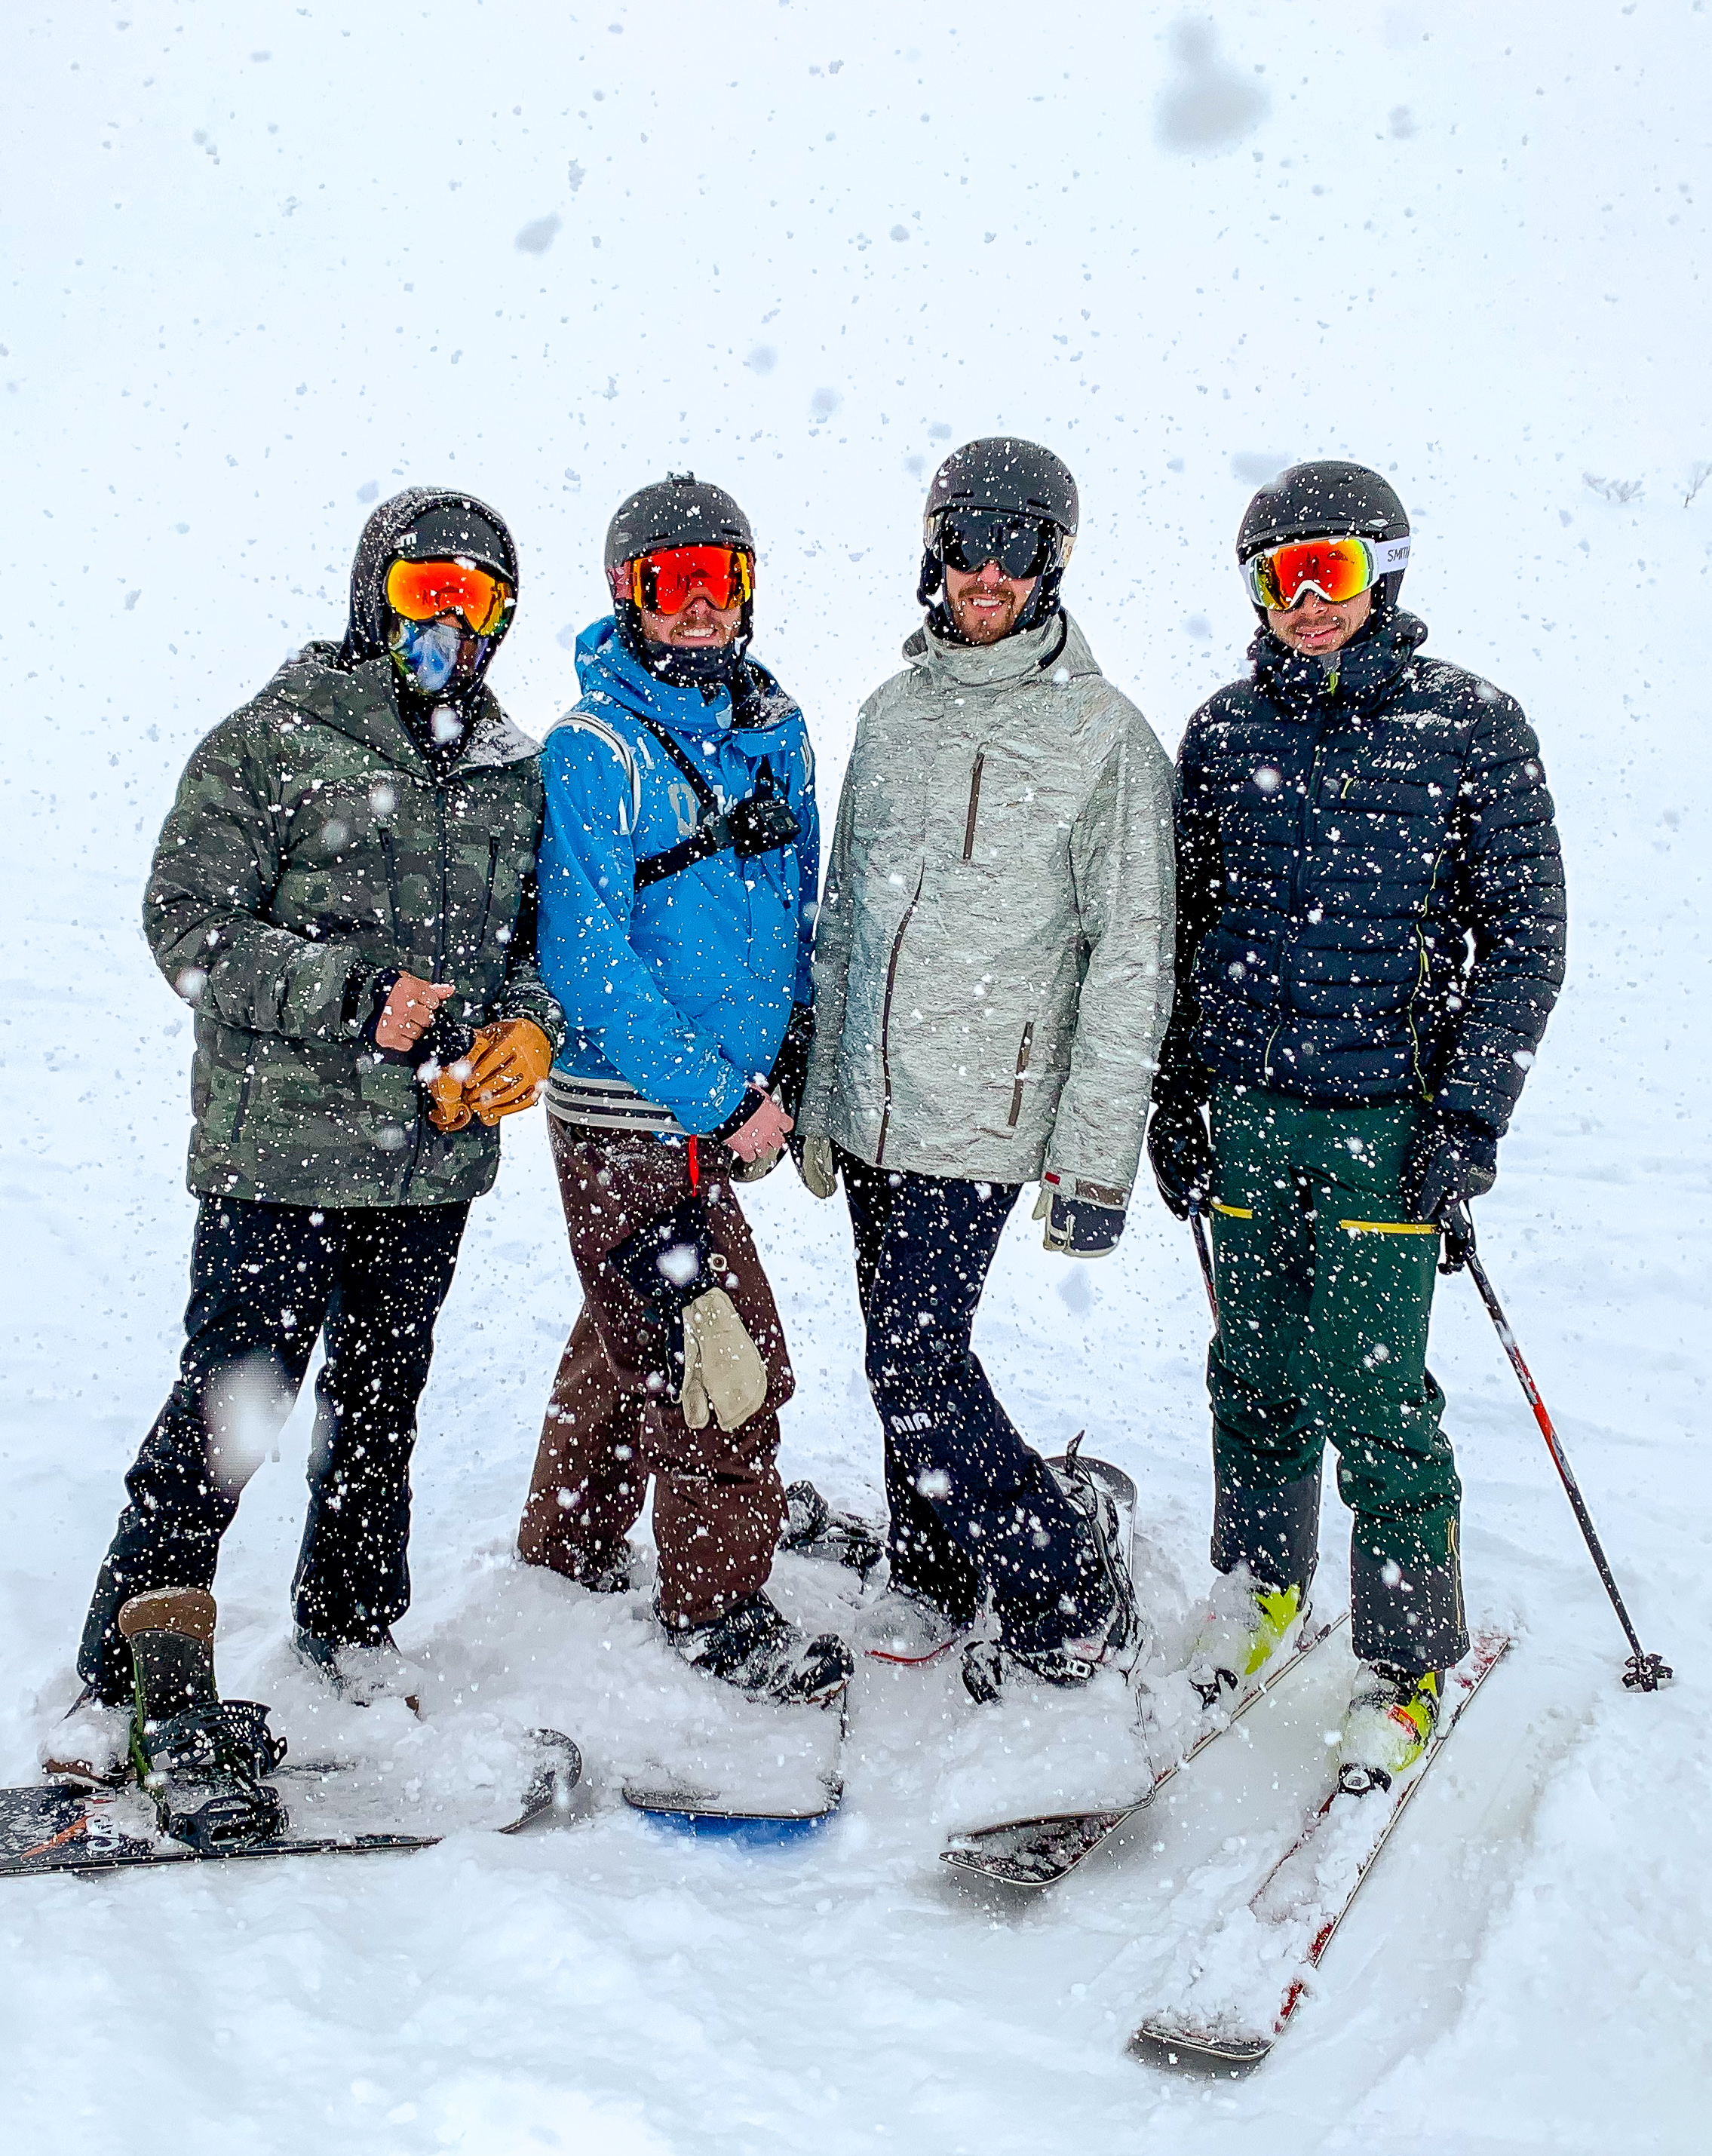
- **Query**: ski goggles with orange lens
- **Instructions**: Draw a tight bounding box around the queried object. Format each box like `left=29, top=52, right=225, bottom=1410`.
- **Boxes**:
left=385, top=556, right=514, bottom=638
left=1243, top=533, right=1410, bottom=611
left=623, top=544, right=754, bottom=615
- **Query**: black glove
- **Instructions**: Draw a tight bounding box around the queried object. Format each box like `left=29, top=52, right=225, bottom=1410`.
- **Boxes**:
left=606, top=1196, right=716, bottom=1391
left=768, top=1002, right=815, bottom=1124
left=1146, top=1099, right=1215, bottom=1221
left=1403, top=1114, right=1497, bottom=1276
left=1035, top=1182, right=1126, bottom=1258
left=1404, top=1113, right=1496, bottom=1221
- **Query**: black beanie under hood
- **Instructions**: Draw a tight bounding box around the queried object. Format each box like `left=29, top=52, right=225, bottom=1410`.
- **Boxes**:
left=338, top=486, right=518, bottom=670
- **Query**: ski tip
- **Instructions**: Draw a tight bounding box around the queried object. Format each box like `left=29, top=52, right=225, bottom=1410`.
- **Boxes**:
left=1128, top=2023, right=1274, bottom=2076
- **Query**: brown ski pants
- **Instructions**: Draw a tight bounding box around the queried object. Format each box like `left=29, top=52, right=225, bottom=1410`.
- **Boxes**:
left=517, top=1117, right=793, bottom=1627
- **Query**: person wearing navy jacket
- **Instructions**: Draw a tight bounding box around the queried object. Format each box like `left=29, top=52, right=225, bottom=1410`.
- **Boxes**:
left=516, top=474, right=851, bottom=1706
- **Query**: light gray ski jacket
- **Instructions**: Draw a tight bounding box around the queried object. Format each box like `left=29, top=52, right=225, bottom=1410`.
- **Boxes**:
left=800, top=609, right=1175, bottom=1201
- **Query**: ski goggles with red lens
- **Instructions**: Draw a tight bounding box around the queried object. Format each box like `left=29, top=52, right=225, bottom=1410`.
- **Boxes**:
left=938, top=509, right=1058, bottom=580
left=385, top=556, right=514, bottom=637
left=1243, top=532, right=1410, bottom=611
left=621, top=544, right=754, bottom=615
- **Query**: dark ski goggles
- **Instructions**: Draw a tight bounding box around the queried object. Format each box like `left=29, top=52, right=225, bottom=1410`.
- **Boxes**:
left=937, top=510, right=1058, bottom=581
left=1243, top=533, right=1410, bottom=611
left=385, top=555, right=514, bottom=637
left=623, top=544, right=755, bottom=616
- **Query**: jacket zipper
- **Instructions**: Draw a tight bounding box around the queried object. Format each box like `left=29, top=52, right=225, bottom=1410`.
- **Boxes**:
left=379, top=828, right=402, bottom=944
left=874, top=865, right=925, bottom=1166
left=401, top=782, right=453, bottom=1204
left=230, top=1063, right=256, bottom=1145
left=469, top=831, right=502, bottom=964
left=961, top=748, right=986, bottom=861
left=1006, top=1020, right=1035, bottom=1128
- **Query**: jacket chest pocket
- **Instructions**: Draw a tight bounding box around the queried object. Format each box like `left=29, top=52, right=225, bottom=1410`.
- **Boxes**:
left=956, top=745, right=1070, bottom=870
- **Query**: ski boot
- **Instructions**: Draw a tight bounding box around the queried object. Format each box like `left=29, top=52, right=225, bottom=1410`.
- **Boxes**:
left=666, top=1591, right=854, bottom=1707
left=1185, top=1569, right=1309, bottom=1713
left=781, top=1480, right=886, bottom=1584
left=1336, top=1662, right=1441, bottom=1795
left=293, top=1626, right=422, bottom=1710
left=999, top=1437, right=1143, bottom=1692
left=121, top=1589, right=287, bottom=1853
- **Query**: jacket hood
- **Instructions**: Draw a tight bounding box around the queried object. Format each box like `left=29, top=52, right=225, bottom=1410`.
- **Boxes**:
left=1250, top=608, right=1428, bottom=716
left=572, top=615, right=801, bottom=747
left=904, top=606, right=1093, bottom=692
left=271, top=645, right=538, bottom=771
left=339, top=486, right=519, bottom=667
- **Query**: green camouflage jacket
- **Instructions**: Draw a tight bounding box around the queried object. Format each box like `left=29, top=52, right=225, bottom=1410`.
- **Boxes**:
left=147, top=643, right=566, bottom=1207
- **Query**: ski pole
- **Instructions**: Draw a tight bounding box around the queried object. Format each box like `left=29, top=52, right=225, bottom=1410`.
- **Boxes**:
left=1187, top=1205, right=1219, bottom=1324
left=1444, top=1202, right=1671, bottom=1694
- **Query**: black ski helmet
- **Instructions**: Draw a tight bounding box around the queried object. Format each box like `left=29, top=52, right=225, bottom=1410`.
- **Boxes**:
left=342, top=486, right=518, bottom=671
left=918, top=437, right=1079, bottom=630
left=604, top=473, right=754, bottom=574
left=1236, top=460, right=1410, bottom=615
left=604, top=473, right=756, bottom=687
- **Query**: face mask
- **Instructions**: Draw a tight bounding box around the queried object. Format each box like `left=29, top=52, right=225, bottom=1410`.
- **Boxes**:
left=387, top=615, right=466, bottom=699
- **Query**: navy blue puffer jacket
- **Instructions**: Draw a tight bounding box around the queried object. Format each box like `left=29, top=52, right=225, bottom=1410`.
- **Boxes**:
left=1160, top=609, right=1566, bottom=1136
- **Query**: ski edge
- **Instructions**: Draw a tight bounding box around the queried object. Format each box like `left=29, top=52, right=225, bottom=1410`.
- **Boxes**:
left=938, top=1611, right=1349, bottom=1888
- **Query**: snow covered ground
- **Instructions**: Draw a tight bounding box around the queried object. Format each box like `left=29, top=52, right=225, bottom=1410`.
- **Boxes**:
left=4, top=2, right=1709, bottom=2149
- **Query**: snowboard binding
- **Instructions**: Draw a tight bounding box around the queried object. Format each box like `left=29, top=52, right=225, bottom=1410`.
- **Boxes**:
left=120, top=1590, right=287, bottom=1854
left=781, top=1480, right=886, bottom=1584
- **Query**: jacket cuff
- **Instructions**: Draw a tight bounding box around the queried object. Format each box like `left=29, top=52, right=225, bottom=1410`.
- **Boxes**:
left=1041, top=1165, right=1130, bottom=1210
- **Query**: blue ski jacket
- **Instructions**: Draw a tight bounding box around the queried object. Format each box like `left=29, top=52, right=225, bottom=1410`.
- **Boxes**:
left=536, top=618, right=818, bottom=1136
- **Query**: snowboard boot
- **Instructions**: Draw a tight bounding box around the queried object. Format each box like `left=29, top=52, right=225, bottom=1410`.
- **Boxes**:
left=293, top=1626, right=422, bottom=1710
left=1336, top=1663, right=1441, bottom=1796
left=41, top=1686, right=132, bottom=1786
left=1002, top=1439, right=1143, bottom=1691
left=665, top=1591, right=854, bottom=1707
left=854, top=1581, right=973, bottom=1665
left=781, top=1480, right=886, bottom=1584
left=1186, top=1571, right=1309, bottom=1714
left=121, top=1589, right=287, bottom=1852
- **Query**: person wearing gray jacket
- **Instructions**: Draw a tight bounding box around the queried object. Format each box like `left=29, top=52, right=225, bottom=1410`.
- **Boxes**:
left=796, top=439, right=1176, bottom=1688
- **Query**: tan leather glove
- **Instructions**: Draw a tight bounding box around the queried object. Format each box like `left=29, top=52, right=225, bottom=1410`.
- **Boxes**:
left=424, top=1054, right=476, bottom=1133
left=679, top=1288, right=769, bottom=1432
left=466, top=1018, right=553, bottom=1127
left=798, top=1135, right=839, bottom=1201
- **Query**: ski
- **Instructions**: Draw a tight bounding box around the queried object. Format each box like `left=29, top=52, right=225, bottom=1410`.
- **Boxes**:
left=621, top=1773, right=843, bottom=1842
left=940, top=1612, right=1347, bottom=1888
left=0, top=1728, right=580, bottom=1880
left=1130, top=1629, right=1513, bottom=2069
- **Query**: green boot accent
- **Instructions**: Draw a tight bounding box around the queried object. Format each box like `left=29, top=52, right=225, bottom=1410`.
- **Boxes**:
left=1186, top=1576, right=1306, bottom=1710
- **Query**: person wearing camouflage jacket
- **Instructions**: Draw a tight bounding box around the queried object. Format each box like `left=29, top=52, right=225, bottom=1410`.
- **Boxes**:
left=71, top=488, right=566, bottom=1712
left=797, top=440, right=1176, bottom=1689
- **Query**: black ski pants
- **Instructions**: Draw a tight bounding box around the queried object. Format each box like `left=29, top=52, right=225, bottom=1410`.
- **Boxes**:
left=78, top=1196, right=468, bottom=1703
left=838, top=1150, right=1103, bottom=1655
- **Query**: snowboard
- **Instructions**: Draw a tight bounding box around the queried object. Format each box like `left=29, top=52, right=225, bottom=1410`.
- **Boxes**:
left=1129, top=1629, right=1513, bottom=2069
left=621, top=1772, right=843, bottom=1844
left=941, top=1612, right=1346, bottom=1886
left=0, top=1728, right=581, bottom=1879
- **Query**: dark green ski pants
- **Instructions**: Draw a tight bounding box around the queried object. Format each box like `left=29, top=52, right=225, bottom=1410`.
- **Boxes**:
left=1206, top=1082, right=1468, bottom=1673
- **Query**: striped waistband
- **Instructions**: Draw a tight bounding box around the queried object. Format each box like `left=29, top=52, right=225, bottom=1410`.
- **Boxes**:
left=545, top=1070, right=686, bottom=1138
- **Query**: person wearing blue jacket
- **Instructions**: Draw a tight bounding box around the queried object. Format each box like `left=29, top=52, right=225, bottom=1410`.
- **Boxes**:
left=516, top=474, right=851, bottom=1705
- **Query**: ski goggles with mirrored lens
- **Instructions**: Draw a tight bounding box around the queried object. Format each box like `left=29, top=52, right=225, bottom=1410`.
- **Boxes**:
left=937, top=510, right=1058, bottom=580
left=622, top=544, right=754, bottom=615
left=385, top=556, right=514, bottom=637
left=1243, top=533, right=1410, bottom=611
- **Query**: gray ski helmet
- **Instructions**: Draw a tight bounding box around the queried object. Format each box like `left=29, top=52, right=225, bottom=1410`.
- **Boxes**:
left=1237, top=460, right=1410, bottom=613
left=342, top=486, right=518, bottom=667
left=604, top=472, right=754, bottom=576
left=919, top=437, right=1079, bottom=622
